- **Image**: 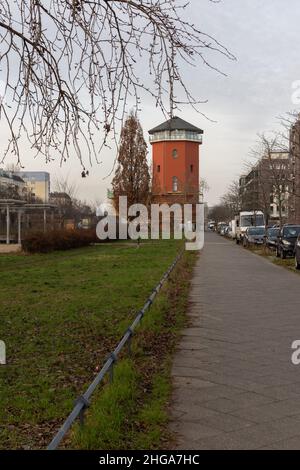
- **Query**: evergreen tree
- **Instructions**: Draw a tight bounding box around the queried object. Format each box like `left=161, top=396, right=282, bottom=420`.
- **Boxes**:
left=112, top=113, right=150, bottom=214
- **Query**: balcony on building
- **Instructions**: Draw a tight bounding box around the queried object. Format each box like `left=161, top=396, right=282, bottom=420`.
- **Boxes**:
left=149, top=129, right=203, bottom=143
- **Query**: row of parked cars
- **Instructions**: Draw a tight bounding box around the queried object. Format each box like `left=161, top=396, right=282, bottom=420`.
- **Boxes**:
left=217, top=223, right=300, bottom=270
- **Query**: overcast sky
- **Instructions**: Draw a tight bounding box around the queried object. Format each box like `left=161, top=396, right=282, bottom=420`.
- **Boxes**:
left=3, top=0, right=300, bottom=206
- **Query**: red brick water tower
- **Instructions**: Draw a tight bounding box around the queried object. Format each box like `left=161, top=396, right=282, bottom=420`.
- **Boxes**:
left=149, top=116, right=203, bottom=208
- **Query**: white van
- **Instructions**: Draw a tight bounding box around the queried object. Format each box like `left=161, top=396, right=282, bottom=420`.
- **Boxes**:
left=235, top=211, right=265, bottom=244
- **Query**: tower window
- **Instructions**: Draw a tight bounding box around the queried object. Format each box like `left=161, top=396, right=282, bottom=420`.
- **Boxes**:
left=172, top=149, right=178, bottom=159
left=172, top=176, right=178, bottom=192
left=157, top=165, right=160, bottom=173
left=190, top=164, right=193, bottom=173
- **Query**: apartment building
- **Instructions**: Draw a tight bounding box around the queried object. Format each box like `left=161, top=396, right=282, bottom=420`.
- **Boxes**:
left=289, top=117, right=300, bottom=224
left=15, top=171, right=50, bottom=203
left=239, top=151, right=291, bottom=225
left=0, top=169, right=27, bottom=199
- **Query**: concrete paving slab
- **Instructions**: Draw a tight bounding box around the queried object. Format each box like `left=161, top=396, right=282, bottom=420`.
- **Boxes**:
left=170, top=232, right=300, bottom=449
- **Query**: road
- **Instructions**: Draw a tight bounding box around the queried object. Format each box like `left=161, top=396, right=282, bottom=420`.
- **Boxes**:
left=170, top=231, right=300, bottom=449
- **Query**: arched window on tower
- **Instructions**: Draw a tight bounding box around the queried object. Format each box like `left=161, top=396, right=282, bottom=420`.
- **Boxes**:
left=172, top=176, right=178, bottom=192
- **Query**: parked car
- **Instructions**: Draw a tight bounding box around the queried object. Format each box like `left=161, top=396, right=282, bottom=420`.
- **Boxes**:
left=265, top=226, right=280, bottom=250
left=295, top=234, right=300, bottom=270
left=217, top=222, right=227, bottom=234
left=235, top=211, right=265, bottom=244
left=276, top=225, right=300, bottom=259
left=220, top=225, right=229, bottom=236
left=243, top=226, right=265, bottom=247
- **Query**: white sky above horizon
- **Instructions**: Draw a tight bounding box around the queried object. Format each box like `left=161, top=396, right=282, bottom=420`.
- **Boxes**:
left=2, top=0, right=300, bottom=207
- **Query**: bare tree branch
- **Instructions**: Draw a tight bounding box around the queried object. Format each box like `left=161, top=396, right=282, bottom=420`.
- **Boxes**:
left=0, top=0, right=235, bottom=170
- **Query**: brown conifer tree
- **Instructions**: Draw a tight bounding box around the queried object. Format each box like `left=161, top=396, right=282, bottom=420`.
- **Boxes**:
left=112, top=113, right=150, bottom=214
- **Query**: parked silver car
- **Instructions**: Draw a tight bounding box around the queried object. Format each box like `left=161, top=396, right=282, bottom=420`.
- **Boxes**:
left=243, top=226, right=265, bottom=247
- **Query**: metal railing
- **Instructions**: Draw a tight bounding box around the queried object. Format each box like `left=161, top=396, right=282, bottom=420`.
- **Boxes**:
left=47, top=249, right=184, bottom=450
left=149, top=130, right=202, bottom=143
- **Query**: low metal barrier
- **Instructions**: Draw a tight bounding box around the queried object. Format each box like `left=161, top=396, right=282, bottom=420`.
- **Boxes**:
left=47, top=249, right=183, bottom=450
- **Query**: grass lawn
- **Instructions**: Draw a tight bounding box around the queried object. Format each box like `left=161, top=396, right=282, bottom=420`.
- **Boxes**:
left=241, top=244, right=300, bottom=278
left=0, top=240, right=196, bottom=449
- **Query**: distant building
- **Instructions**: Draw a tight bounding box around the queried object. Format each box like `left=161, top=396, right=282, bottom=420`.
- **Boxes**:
left=239, top=151, right=291, bottom=225
left=289, top=117, right=300, bottom=224
left=49, top=192, right=72, bottom=207
left=16, top=171, right=50, bottom=203
left=0, top=169, right=27, bottom=199
left=0, top=170, right=56, bottom=245
left=0, top=169, right=26, bottom=197
left=149, top=116, right=203, bottom=224
left=149, top=116, right=203, bottom=202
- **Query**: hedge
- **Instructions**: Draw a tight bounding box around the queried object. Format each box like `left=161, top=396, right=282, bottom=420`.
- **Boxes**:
left=22, top=229, right=99, bottom=253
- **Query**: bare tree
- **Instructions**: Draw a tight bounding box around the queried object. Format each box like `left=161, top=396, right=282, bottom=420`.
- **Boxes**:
left=0, top=0, right=235, bottom=169
left=4, top=163, right=21, bottom=172
left=199, top=178, right=210, bottom=201
left=51, top=175, right=78, bottom=227
left=208, top=204, right=231, bottom=225
left=51, top=176, right=96, bottom=227
left=259, top=134, right=290, bottom=227
left=53, top=175, right=78, bottom=201
left=221, top=179, right=241, bottom=218
left=278, top=112, right=300, bottom=224
left=0, top=183, right=20, bottom=200
left=247, top=134, right=291, bottom=227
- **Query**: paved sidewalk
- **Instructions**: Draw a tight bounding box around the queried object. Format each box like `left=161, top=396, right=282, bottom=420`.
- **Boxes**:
left=170, top=231, right=300, bottom=450
left=0, top=244, right=21, bottom=254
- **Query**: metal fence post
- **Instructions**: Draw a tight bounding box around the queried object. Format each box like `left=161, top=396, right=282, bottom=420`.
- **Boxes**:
left=75, top=396, right=90, bottom=428
left=127, top=327, right=134, bottom=356
left=109, top=352, right=117, bottom=383
left=79, top=408, right=85, bottom=427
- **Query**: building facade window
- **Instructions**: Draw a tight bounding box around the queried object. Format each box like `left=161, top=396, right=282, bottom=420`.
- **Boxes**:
left=157, top=165, right=160, bottom=173
left=190, top=164, right=193, bottom=173
left=172, top=176, right=178, bottom=192
left=172, top=149, right=178, bottom=159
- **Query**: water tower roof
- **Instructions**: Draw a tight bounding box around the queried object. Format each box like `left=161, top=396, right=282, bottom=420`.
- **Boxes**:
left=149, top=116, right=203, bottom=135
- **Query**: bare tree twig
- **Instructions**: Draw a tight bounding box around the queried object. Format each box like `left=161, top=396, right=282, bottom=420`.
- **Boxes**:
left=0, top=0, right=235, bottom=170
